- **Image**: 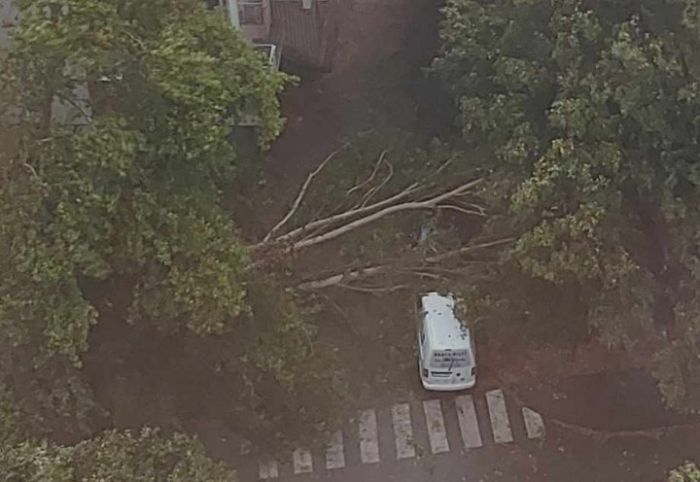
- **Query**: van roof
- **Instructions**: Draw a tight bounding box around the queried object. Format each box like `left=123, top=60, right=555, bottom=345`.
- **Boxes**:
left=420, top=292, right=470, bottom=350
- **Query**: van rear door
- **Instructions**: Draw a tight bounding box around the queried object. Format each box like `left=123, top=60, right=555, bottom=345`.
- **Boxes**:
left=430, top=349, right=470, bottom=370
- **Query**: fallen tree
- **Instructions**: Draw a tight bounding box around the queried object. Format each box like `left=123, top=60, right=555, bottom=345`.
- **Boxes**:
left=251, top=147, right=500, bottom=290
left=295, top=237, right=515, bottom=291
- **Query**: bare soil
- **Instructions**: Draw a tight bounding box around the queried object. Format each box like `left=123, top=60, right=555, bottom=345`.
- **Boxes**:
left=259, top=0, right=454, bottom=411
left=253, top=0, right=449, bottom=231
left=231, top=0, right=663, bottom=426
left=81, top=1, right=694, bottom=474
left=84, top=0, right=450, bottom=449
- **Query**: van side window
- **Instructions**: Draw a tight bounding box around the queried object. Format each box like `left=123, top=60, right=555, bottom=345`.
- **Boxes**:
left=420, top=324, right=426, bottom=345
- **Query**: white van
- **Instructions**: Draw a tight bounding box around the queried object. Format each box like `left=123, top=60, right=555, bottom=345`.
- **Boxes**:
left=416, top=292, right=476, bottom=391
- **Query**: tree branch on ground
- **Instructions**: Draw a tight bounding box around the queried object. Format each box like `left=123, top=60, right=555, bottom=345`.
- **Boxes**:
left=290, top=178, right=483, bottom=250
left=358, top=159, right=393, bottom=208
left=297, top=265, right=389, bottom=291
left=346, top=149, right=387, bottom=196
left=263, top=144, right=348, bottom=242
left=334, top=283, right=410, bottom=293
left=295, top=236, right=509, bottom=291
left=256, top=152, right=507, bottom=294
left=403, top=265, right=485, bottom=278
left=425, top=237, right=516, bottom=264
left=260, top=182, right=421, bottom=246
left=436, top=203, right=487, bottom=217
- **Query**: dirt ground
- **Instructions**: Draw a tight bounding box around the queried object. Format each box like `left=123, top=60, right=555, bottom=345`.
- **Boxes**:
left=224, top=0, right=700, bottom=478
left=233, top=0, right=652, bottom=411
left=240, top=0, right=643, bottom=416
left=248, top=0, right=692, bottom=425
left=256, top=0, right=455, bottom=409
left=84, top=0, right=450, bottom=446
left=255, top=0, right=448, bottom=228
left=82, top=0, right=699, bottom=474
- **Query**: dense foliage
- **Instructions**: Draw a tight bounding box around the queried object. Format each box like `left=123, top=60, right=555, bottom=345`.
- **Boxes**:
left=0, top=0, right=342, bottom=451
left=1, top=0, right=284, bottom=360
left=669, top=462, right=700, bottom=482
left=0, top=428, right=236, bottom=481
left=435, top=0, right=700, bottom=410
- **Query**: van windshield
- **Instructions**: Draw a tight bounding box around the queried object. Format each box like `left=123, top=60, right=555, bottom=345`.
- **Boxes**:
left=430, top=349, right=470, bottom=369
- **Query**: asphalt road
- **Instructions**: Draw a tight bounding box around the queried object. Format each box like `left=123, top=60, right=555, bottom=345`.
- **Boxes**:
left=194, top=370, right=700, bottom=482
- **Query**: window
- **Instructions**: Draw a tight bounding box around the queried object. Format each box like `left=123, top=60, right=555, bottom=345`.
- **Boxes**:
left=239, top=0, right=264, bottom=25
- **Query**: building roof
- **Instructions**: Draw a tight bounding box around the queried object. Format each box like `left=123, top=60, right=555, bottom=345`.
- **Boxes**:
left=420, top=292, right=470, bottom=350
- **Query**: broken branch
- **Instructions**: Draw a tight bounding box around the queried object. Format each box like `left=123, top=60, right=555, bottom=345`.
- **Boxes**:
left=347, top=150, right=387, bottom=196
left=295, top=244, right=499, bottom=292
left=263, top=145, right=347, bottom=242
left=267, top=182, right=421, bottom=245
left=360, top=159, right=394, bottom=208
left=334, top=283, right=409, bottom=293
left=297, top=265, right=388, bottom=291
left=292, top=178, right=484, bottom=250
left=437, top=203, right=487, bottom=217
left=426, top=237, right=515, bottom=264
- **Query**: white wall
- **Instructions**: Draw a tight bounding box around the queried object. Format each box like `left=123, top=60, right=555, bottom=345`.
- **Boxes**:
left=0, top=0, right=19, bottom=50
left=0, top=0, right=90, bottom=126
left=224, top=0, right=241, bottom=28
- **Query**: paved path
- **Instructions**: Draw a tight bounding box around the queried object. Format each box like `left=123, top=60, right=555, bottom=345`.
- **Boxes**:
left=238, top=388, right=544, bottom=481
left=193, top=374, right=700, bottom=482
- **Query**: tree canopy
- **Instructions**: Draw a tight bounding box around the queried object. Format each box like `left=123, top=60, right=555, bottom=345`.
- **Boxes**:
left=669, top=462, right=700, bottom=482
left=6, top=0, right=700, bottom=472
left=434, top=0, right=700, bottom=411
left=0, top=428, right=236, bottom=481
left=0, top=0, right=346, bottom=450
left=1, top=0, right=285, bottom=360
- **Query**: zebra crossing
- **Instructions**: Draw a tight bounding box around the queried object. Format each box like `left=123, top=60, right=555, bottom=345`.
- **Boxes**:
left=423, top=399, right=450, bottom=454
left=325, top=430, right=345, bottom=469
left=247, top=389, right=545, bottom=480
left=455, top=394, right=482, bottom=449
left=391, top=403, right=415, bottom=459
left=486, top=389, right=513, bottom=443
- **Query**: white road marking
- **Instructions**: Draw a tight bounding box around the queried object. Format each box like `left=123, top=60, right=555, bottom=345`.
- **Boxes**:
left=359, top=409, right=380, bottom=464
left=325, top=430, right=346, bottom=469
left=258, top=459, right=279, bottom=480
left=391, top=403, right=416, bottom=459
left=240, top=439, right=251, bottom=456
left=486, top=389, right=514, bottom=443
left=455, top=394, right=483, bottom=449
left=422, top=399, right=450, bottom=454
left=292, top=448, right=313, bottom=474
left=522, top=406, right=545, bottom=439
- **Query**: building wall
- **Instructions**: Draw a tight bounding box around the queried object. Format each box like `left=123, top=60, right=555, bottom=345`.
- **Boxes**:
left=239, top=0, right=272, bottom=40
left=0, top=0, right=19, bottom=51
left=1, top=0, right=90, bottom=126
left=268, top=0, right=336, bottom=69
left=220, top=0, right=337, bottom=70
